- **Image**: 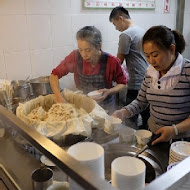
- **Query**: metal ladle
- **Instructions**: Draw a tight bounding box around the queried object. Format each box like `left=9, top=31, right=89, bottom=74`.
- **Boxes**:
left=134, top=134, right=161, bottom=157
left=23, top=76, right=30, bottom=85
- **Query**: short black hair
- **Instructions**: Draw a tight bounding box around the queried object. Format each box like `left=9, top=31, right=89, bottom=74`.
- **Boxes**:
left=109, top=6, right=131, bottom=22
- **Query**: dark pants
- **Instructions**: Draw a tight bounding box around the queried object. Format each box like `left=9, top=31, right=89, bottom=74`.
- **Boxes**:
left=126, top=89, right=150, bottom=130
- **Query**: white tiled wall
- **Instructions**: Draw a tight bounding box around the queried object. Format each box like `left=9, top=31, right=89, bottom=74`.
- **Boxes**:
left=0, top=15, right=29, bottom=52
left=0, top=52, right=6, bottom=79
left=0, top=0, right=25, bottom=15
left=4, top=51, right=31, bottom=79
left=0, top=0, right=189, bottom=89
left=52, top=15, right=73, bottom=47
left=25, top=0, right=52, bottom=15
left=30, top=49, right=53, bottom=78
left=27, top=15, right=52, bottom=50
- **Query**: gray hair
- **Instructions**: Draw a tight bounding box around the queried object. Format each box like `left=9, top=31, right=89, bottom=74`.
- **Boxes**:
left=76, top=26, right=102, bottom=48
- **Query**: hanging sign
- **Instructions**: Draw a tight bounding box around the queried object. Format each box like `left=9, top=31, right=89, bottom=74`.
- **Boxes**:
left=84, top=0, right=155, bottom=9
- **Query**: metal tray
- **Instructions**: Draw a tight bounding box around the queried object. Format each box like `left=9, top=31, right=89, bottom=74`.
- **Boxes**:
left=103, top=143, right=164, bottom=183
left=0, top=164, right=21, bottom=190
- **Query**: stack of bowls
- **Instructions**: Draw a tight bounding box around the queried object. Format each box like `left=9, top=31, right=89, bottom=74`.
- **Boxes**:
left=169, top=141, right=190, bottom=164
left=111, top=156, right=146, bottom=190
left=87, top=90, right=103, bottom=99
left=67, top=142, right=104, bottom=190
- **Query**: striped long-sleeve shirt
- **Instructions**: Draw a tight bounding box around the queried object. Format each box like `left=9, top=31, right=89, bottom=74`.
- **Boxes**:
left=125, top=56, right=190, bottom=127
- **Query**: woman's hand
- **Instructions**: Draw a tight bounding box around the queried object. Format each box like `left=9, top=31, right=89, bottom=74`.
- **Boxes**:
left=152, top=126, right=175, bottom=145
left=55, top=94, right=67, bottom=103
left=92, top=88, right=110, bottom=102
left=112, top=108, right=130, bottom=120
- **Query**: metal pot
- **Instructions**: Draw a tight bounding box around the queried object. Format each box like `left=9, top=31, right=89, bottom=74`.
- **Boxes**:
left=30, top=76, right=53, bottom=97
left=13, top=80, right=33, bottom=100
left=104, top=143, right=164, bottom=183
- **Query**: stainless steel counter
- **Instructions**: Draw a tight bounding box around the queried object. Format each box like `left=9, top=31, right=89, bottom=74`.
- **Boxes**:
left=0, top=128, right=119, bottom=189
left=0, top=105, right=116, bottom=190
left=0, top=128, right=170, bottom=189
left=0, top=129, right=80, bottom=189
left=0, top=129, right=40, bottom=190
left=0, top=105, right=172, bottom=190
left=1, top=126, right=189, bottom=190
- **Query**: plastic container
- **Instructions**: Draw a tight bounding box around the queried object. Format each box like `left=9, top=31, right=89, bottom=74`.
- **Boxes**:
left=119, top=126, right=136, bottom=146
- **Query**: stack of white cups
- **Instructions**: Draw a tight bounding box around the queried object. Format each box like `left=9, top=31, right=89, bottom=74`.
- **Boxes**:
left=111, top=156, right=146, bottom=190
left=67, top=142, right=104, bottom=190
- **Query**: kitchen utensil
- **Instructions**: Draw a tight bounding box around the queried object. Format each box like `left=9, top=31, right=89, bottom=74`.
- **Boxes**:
left=23, top=76, right=30, bottom=85
left=31, top=164, right=53, bottom=190
left=30, top=76, right=53, bottom=96
left=135, top=129, right=152, bottom=146
left=40, top=155, right=56, bottom=167
left=119, top=126, right=136, bottom=145
left=67, top=142, right=105, bottom=190
left=104, top=115, right=122, bottom=134
left=87, top=90, right=103, bottom=99
left=111, top=156, right=146, bottom=190
left=134, top=134, right=161, bottom=157
left=13, top=80, right=33, bottom=100
left=104, top=143, right=165, bottom=184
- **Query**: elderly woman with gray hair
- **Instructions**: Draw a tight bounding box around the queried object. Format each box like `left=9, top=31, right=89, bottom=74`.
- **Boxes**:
left=50, top=26, right=127, bottom=113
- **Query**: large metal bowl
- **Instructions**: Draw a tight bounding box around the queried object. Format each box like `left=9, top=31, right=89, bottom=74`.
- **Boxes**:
left=12, top=80, right=33, bottom=100
left=30, top=76, right=53, bottom=96
left=103, top=143, right=165, bottom=183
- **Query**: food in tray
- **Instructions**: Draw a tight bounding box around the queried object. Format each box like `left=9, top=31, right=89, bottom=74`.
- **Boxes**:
left=16, top=91, right=108, bottom=138
left=27, top=103, right=88, bottom=122
left=27, top=106, right=48, bottom=121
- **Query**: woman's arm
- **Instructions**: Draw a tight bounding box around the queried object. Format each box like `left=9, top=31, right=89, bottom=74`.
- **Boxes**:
left=49, top=74, right=67, bottom=103
left=50, top=51, right=77, bottom=103
left=94, top=84, right=126, bottom=102
left=112, top=74, right=149, bottom=120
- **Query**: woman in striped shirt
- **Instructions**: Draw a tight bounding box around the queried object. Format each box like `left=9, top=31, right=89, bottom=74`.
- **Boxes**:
left=113, top=25, right=190, bottom=145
